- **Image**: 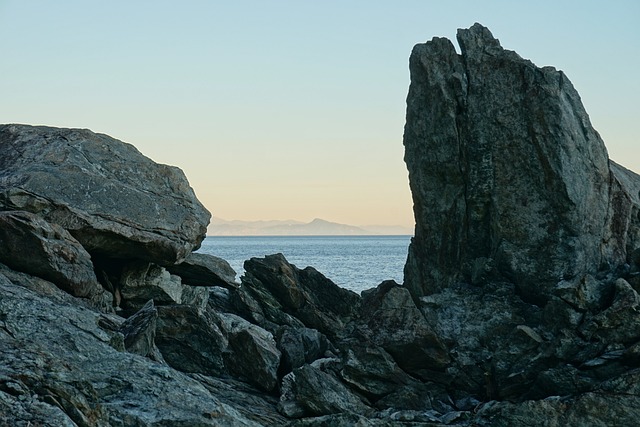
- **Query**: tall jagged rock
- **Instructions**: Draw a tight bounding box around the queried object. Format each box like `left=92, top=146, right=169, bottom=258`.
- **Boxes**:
left=399, top=23, right=640, bottom=421
left=403, top=23, right=640, bottom=301
left=0, top=124, right=210, bottom=265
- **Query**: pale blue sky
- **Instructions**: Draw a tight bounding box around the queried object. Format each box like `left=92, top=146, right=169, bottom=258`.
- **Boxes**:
left=1, top=1, right=638, bottom=227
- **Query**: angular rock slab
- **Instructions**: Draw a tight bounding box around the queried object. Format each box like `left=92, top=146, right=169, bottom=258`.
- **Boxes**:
left=0, top=124, right=210, bottom=265
left=168, top=252, right=238, bottom=289
left=403, top=23, right=640, bottom=300
left=279, top=363, right=372, bottom=418
left=359, top=281, right=449, bottom=376
left=155, top=305, right=227, bottom=376
left=217, top=312, right=281, bottom=392
left=0, top=210, right=102, bottom=298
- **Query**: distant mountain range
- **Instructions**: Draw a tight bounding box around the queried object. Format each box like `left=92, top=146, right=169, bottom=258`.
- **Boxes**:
left=208, top=217, right=413, bottom=236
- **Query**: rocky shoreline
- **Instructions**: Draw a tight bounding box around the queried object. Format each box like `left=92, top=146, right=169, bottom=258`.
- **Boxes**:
left=2, top=23, right=640, bottom=426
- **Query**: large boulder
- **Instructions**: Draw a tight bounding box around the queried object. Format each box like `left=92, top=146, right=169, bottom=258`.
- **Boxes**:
left=403, top=23, right=640, bottom=301
left=0, top=124, right=210, bottom=265
left=398, top=23, right=640, bottom=425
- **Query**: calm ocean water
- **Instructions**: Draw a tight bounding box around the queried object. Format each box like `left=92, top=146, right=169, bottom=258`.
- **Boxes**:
left=198, top=235, right=412, bottom=293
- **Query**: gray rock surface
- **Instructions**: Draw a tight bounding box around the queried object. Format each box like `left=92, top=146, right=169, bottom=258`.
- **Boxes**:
left=242, top=254, right=360, bottom=338
left=279, top=362, right=372, bottom=418
left=217, top=312, right=282, bottom=392
left=0, top=124, right=210, bottom=265
left=403, top=23, right=639, bottom=301
left=119, top=262, right=184, bottom=311
left=340, top=346, right=417, bottom=400
left=398, top=22, right=640, bottom=426
left=168, top=252, right=238, bottom=289
left=155, top=304, right=227, bottom=376
left=0, top=210, right=102, bottom=298
left=277, top=326, right=332, bottom=375
left=357, top=281, right=449, bottom=376
left=118, top=299, right=158, bottom=358
left=0, top=268, right=260, bottom=426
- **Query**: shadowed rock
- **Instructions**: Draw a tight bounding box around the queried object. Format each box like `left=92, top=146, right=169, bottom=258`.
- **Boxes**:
left=242, top=254, right=360, bottom=338
left=0, top=124, right=210, bottom=265
left=217, top=312, right=281, bottom=392
left=0, top=210, right=102, bottom=298
left=155, top=305, right=227, bottom=376
left=167, top=252, right=238, bottom=289
left=358, top=280, right=449, bottom=376
left=279, top=362, right=372, bottom=418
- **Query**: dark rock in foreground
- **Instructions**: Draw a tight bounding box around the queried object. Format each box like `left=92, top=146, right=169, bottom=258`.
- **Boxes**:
left=0, top=210, right=103, bottom=298
left=0, top=269, right=261, bottom=426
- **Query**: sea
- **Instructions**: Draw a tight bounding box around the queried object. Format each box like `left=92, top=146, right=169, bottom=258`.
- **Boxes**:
left=197, top=235, right=412, bottom=294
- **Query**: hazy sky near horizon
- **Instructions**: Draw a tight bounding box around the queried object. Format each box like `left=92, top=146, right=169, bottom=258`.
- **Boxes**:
left=1, top=1, right=638, bottom=228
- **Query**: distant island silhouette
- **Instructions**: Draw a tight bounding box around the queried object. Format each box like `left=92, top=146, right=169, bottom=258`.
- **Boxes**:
left=208, top=217, right=413, bottom=236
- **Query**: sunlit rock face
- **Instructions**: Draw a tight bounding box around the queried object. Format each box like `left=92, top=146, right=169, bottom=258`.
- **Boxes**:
left=0, top=124, right=210, bottom=265
left=403, top=23, right=640, bottom=302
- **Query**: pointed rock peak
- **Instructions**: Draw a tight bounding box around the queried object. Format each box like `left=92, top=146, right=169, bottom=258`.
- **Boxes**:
left=456, top=23, right=502, bottom=56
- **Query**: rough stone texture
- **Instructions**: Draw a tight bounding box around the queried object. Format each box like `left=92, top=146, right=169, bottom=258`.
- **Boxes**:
left=402, top=23, right=640, bottom=301
left=155, top=304, right=227, bottom=376
left=340, top=346, right=417, bottom=400
left=476, top=369, right=640, bottom=426
left=0, top=268, right=260, bottom=426
left=118, top=262, right=185, bottom=311
left=243, top=254, right=361, bottom=338
left=0, top=124, right=210, bottom=265
left=118, top=299, right=158, bottom=357
left=357, top=281, right=449, bottom=377
left=397, top=23, right=640, bottom=426
left=279, top=363, right=372, bottom=418
left=168, top=252, right=239, bottom=289
left=216, top=312, right=281, bottom=392
left=0, top=210, right=102, bottom=298
left=277, top=325, right=332, bottom=376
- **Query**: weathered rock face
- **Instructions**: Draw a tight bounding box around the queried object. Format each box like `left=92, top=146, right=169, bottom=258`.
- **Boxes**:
left=397, top=23, right=640, bottom=426
left=357, top=281, right=450, bottom=376
left=167, top=252, right=238, bottom=289
left=242, top=254, right=361, bottom=338
left=403, top=23, right=640, bottom=300
left=0, top=269, right=262, bottom=426
left=0, top=210, right=103, bottom=298
left=0, top=124, right=210, bottom=265
left=217, top=312, right=281, bottom=392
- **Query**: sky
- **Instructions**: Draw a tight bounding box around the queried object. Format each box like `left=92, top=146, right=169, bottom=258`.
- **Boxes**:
left=1, top=1, right=638, bottom=229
